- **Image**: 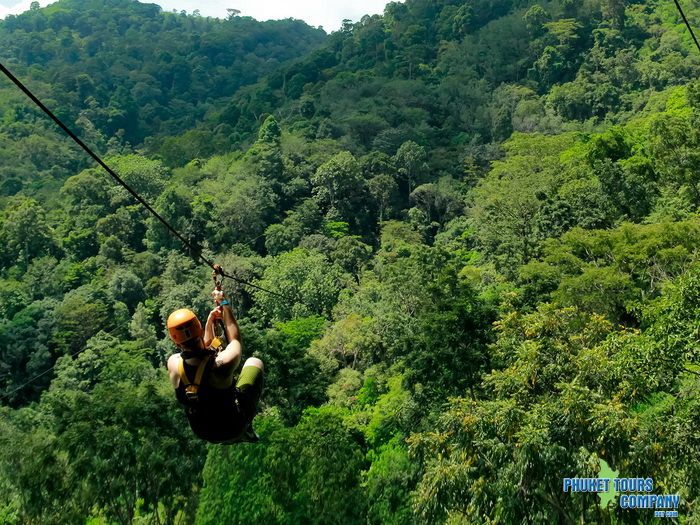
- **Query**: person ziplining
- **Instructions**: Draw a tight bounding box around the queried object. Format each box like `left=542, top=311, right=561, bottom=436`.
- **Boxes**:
left=166, top=267, right=264, bottom=444
left=0, top=64, right=301, bottom=435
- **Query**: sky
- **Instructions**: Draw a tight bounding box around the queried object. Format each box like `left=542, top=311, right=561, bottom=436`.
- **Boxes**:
left=0, top=0, right=394, bottom=31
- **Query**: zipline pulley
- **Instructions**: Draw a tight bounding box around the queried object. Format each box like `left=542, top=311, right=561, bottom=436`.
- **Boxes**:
left=211, top=264, right=229, bottom=345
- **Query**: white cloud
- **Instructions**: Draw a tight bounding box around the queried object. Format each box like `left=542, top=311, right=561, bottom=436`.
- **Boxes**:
left=0, top=0, right=33, bottom=19
left=166, top=0, right=390, bottom=31
left=1, top=0, right=394, bottom=31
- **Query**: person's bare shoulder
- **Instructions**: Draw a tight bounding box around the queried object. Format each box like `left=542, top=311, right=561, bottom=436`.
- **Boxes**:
left=167, top=353, right=181, bottom=387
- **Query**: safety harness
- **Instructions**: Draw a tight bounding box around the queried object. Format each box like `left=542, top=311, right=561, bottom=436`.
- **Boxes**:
left=177, top=335, right=227, bottom=402
left=178, top=355, right=211, bottom=402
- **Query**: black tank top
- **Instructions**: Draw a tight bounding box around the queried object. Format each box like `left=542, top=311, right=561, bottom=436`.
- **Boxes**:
left=176, top=358, right=245, bottom=443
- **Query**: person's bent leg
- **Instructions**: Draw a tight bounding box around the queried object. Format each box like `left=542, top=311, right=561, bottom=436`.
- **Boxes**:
left=243, top=357, right=263, bottom=372
left=236, top=357, right=264, bottom=421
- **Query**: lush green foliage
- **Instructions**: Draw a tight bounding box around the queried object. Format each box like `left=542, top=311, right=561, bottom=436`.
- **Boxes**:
left=0, top=0, right=325, bottom=195
left=3, top=0, right=700, bottom=523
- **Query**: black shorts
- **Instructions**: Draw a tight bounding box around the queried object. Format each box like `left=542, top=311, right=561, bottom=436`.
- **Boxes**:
left=187, top=364, right=263, bottom=443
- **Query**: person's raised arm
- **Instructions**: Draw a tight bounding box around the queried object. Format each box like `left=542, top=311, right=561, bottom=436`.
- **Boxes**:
left=204, top=306, right=241, bottom=370
left=203, top=308, right=218, bottom=348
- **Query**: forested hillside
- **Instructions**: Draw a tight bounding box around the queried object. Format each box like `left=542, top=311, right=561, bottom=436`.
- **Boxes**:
left=1, top=0, right=700, bottom=523
left=0, top=0, right=325, bottom=195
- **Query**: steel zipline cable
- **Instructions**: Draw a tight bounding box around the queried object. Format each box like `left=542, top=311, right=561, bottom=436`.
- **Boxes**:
left=0, top=61, right=299, bottom=304
left=0, top=61, right=306, bottom=399
left=674, top=0, right=700, bottom=55
left=1, top=347, right=86, bottom=401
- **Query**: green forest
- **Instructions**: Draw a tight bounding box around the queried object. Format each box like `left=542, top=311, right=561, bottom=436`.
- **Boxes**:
left=1, top=0, right=700, bottom=522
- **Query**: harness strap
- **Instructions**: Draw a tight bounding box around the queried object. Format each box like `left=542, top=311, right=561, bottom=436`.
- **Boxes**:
left=178, top=355, right=211, bottom=400
left=178, top=358, right=190, bottom=386
left=193, top=355, right=210, bottom=386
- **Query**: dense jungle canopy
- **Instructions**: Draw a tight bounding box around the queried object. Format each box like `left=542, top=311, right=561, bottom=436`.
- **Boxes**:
left=1, top=0, right=700, bottom=523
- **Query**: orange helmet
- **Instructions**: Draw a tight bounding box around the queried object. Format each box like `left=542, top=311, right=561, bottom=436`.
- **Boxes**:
left=167, top=309, right=203, bottom=348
